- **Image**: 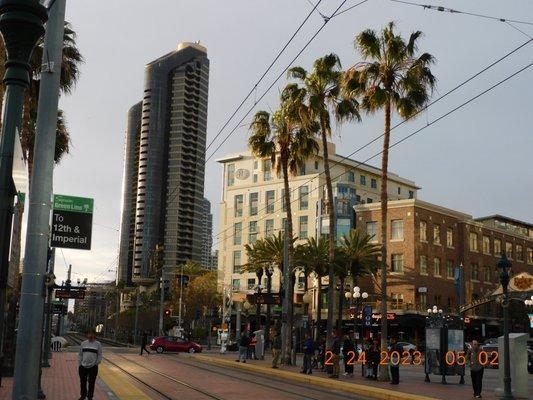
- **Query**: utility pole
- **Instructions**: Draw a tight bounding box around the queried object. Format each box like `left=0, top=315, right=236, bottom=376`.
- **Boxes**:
left=158, top=276, right=164, bottom=335
left=0, top=0, right=47, bottom=381
left=281, top=218, right=289, bottom=363
left=178, top=264, right=184, bottom=329
left=114, top=289, right=119, bottom=341
left=12, top=1, right=64, bottom=398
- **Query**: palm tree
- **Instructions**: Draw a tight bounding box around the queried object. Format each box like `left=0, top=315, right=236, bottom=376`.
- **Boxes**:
left=339, top=229, right=381, bottom=289
left=288, top=54, right=361, bottom=346
left=243, top=242, right=266, bottom=331
left=293, top=236, right=329, bottom=339
left=343, top=22, right=435, bottom=376
left=249, top=85, right=318, bottom=362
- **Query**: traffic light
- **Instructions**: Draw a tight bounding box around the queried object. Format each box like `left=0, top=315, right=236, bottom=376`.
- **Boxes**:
left=164, top=309, right=171, bottom=317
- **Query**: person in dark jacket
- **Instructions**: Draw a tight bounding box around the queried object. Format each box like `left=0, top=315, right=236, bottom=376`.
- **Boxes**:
left=367, top=340, right=380, bottom=380
left=342, top=335, right=356, bottom=376
left=389, top=337, right=403, bottom=384
left=301, top=334, right=315, bottom=374
left=236, top=331, right=249, bottom=363
left=271, top=330, right=282, bottom=368
left=467, top=340, right=485, bottom=398
left=329, top=331, right=341, bottom=379
left=140, top=331, right=150, bottom=355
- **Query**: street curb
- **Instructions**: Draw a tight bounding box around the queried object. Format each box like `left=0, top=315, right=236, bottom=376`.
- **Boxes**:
left=189, top=354, right=439, bottom=400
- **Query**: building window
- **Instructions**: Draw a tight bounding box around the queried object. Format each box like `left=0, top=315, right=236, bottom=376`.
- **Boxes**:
left=249, top=221, right=258, bottom=244
left=484, top=265, right=491, bottom=283
left=299, top=164, right=306, bottom=176
left=433, top=225, right=441, bottom=245
left=265, top=219, right=274, bottom=236
left=234, top=194, right=243, bottom=217
left=420, top=255, right=428, bottom=275
left=505, top=242, right=513, bottom=259
left=527, top=247, right=533, bottom=264
left=419, top=293, right=427, bottom=309
left=494, top=238, right=502, bottom=255
left=446, top=228, right=453, bottom=248
left=233, top=250, right=241, bottom=273
left=482, top=235, right=490, bottom=254
left=471, top=263, right=479, bottom=281
left=397, top=187, right=401, bottom=195
left=253, top=173, right=258, bottom=183
left=446, top=260, right=454, bottom=279
left=469, top=232, right=478, bottom=252
left=391, top=219, right=404, bottom=240
left=360, top=175, right=366, bottom=185
left=249, top=192, right=258, bottom=216
left=391, top=254, right=404, bottom=273
left=355, top=195, right=361, bottom=203
left=232, top=279, right=240, bottom=291
left=299, top=186, right=309, bottom=210
left=367, top=198, right=373, bottom=203
left=366, top=221, right=378, bottom=240
left=347, top=171, right=355, bottom=182
left=434, top=257, right=441, bottom=277
left=263, top=159, right=272, bottom=181
left=408, top=190, right=414, bottom=199
left=371, top=178, right=377, bottom=189
left=280, top=189, right=286, bottom=212
left=299, top=216, right=308, bottom=239
left=227, top=163, right=235, bottom=186
left=234, top=223, right=242, bottom=245
left=420, top=221, right=427, bottom=242
left=265, top=190, right=275, bottom=214
left=516, top=244, right=523, bottom=262
left=314, top=160, right=319, bottom=170
left=391, top=293, right=404, bottom=309
left=247, top=278, right=256, bottom=290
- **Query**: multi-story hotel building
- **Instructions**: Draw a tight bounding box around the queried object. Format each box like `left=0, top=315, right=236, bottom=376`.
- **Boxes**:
left=216, top=142, right=419, bottom=301
left=355, top=199, right=533, bottom=339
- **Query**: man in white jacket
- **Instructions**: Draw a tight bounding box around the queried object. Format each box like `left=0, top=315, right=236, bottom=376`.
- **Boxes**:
left=78, top=329, right=103, bottom=400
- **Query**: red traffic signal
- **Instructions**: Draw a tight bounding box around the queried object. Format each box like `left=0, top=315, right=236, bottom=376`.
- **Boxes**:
left=164, top=309, right=171, bottom=316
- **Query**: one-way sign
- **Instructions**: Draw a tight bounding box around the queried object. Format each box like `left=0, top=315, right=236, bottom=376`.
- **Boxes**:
left=50, top=194, right=93, bottom=250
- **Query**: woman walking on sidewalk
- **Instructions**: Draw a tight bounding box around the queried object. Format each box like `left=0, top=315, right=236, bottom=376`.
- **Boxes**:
left=78, top=329, right=102, bottom=400
left=467, top=340, right=485, bottom=398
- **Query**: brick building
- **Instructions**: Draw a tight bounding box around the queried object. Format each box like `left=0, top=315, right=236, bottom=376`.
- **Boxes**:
left=355, top=199, right=533, bottom=340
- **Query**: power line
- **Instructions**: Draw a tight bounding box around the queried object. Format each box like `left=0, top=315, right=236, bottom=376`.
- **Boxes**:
left=205, top=0, right=325, bottom=153
left=212, top=49, right=533, bottom=248
left=205, top=0, right=363, bottom=163
left=390, top=0, right=533, bottom=26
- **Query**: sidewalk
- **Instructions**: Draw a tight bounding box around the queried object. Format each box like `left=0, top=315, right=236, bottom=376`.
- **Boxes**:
left=193, top=350, right=526, bottom=400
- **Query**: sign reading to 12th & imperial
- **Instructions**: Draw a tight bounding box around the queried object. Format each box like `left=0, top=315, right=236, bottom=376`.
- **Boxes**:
left=50, top=194, right=93, bottom=250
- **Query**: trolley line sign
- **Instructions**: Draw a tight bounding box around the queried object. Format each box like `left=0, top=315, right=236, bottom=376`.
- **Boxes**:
left=50, top=194, right=93, bottom=250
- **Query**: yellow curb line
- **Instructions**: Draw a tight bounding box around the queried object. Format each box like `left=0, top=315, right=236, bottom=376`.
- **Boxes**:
left=99, top=362, right=152, bottom=400
left=189, top=354, right=439, bottom=400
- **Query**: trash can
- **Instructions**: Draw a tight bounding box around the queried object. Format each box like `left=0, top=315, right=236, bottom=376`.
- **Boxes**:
left=254, top=330, right=265, bottom=360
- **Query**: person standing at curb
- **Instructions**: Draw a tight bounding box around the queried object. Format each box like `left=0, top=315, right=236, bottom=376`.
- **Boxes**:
left=342, top=334, right=355, bottom=376
left=271, top=329, right=282, bottom=368
left=328, top=331, right=341, bottom=379
left=367, top=339, right=380, bottom=380
left=301, top=333, right=315, bottom=374
left=140, top=331, right=151, bottom=355
left=467, top=340, right=484, bottom=398
left=78, top=329, right=103, bottom=400
left=388, top=336, right=402, bottom=385
left=236, top=331, right=249, bottom=363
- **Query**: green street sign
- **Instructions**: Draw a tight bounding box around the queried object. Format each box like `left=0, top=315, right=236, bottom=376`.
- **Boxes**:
left=53, top=194, right=93, bottom=214
left=51, top=194, right=94, bottom=250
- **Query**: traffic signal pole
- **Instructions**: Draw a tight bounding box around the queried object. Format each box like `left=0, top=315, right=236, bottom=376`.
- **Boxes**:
left=12, top=0, right=65, bottom=398
left=158, top=276, right=164, bottom=335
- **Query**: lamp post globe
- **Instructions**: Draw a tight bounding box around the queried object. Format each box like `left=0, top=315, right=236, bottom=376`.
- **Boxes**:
left=362, top=292, right=369, bottom=299
left=344, top=291, right=352, bottom=299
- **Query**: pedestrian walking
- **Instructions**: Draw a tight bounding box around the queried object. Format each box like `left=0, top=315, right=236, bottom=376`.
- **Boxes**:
left=342, top=334, right=356, bottom=376
left=236, top=331, right=249, bottom=363
left=367, top=340, right=380, bottom=380
left=271, top=330, right=282, bottom=368
left=467, top=340, right=484, bottom=398
left=328, top=331, right=341, bottom=379
left=388, top=336, right=403, bottom=384
left=140, top=331, right=151, bottom=355
left=249, top=333, right=257, bottom=360
left=301, top=333, right=315, bottom=374
left=78, top=329, right=102, bottom=400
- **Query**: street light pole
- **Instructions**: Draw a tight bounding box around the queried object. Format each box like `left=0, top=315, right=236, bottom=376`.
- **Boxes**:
left=497, top=253, right=514, bottom=400
left=281, top=218, right=289, bottom=363
left=0, top=0, right=47, bottom=382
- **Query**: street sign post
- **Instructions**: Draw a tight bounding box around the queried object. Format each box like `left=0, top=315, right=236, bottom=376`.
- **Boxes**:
left=50, top=194, right=93, bottom=250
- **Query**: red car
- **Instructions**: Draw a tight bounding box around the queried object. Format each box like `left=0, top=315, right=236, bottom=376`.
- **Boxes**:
left=150, top=336, right=202, bottom=354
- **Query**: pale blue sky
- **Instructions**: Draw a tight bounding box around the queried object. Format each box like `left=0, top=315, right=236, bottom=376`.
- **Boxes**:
left=48, top=0, right=533, bottom=282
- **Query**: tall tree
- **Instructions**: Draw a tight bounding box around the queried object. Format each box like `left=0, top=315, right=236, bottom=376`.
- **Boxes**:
left=343, top=22, right=435, bottom=378
left=249, top=84, right=318, bottom=362
left=288, top=54, right=360, bottom=347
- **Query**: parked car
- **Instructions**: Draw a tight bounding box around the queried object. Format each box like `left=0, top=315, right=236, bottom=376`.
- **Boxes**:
left=480, top=343, right=499, bottom=369
left=150, top=336, right=202, bottom=354
left=397, top=342, right=417, bottom=352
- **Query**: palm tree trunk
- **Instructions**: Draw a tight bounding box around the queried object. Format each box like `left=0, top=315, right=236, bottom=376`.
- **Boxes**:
left=337, top=277, right=344, bottom=329
left=315, top=277, right=323, bottom=340
left=256, top=268, right=263, bottom=331
left=379, top=99, right=391, bottom=381
left=281, top=155, right=294, bottom=364
left=265, top=270, right=272, bottom=345
left=320, top=120, right=336, bottom=349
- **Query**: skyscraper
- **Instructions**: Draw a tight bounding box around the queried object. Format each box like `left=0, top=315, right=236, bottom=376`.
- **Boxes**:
left=118, top=42, right=211, bottom=287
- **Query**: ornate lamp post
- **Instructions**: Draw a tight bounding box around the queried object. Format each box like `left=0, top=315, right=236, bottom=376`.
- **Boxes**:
left=425, top=306, right=449, bottom=384
left=524, top=296, right=533, bottom=306
left=497, top=253, right=514, bottom=400
left=345, top=286, right=368, bottom=342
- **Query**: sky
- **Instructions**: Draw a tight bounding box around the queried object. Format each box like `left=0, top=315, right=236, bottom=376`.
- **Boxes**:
left=41, top=0, right=533, bottom=283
